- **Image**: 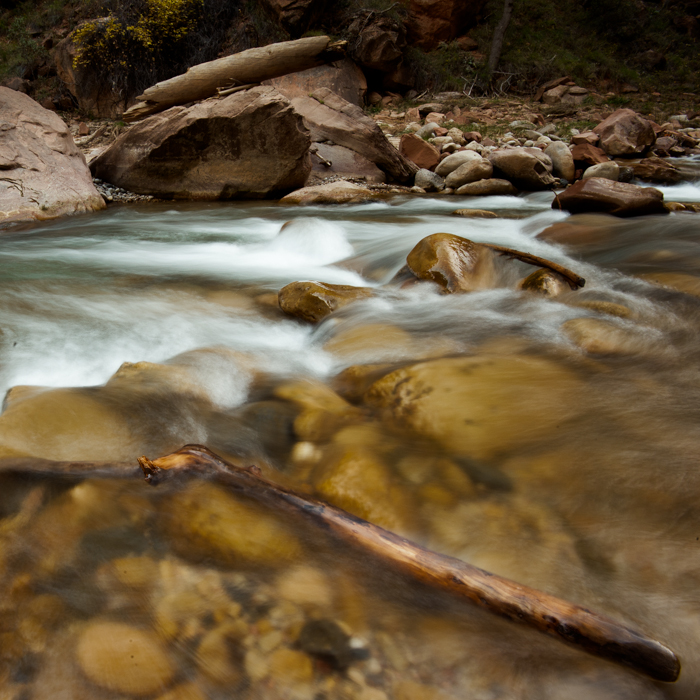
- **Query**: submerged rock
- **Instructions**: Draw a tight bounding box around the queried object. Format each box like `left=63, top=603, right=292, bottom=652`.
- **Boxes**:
left=91, top=86, right=311, bottom=199
left=278, top=280, right=374, bottom=322
left=406, top=233, right=496, bottom=293
left=364, top=355, right=582, bottom=461
left=454, top=178, right=517, bottom=196
left=76, top=621, right=174, bottom=695
left=519, top=268, right=571, bottom=297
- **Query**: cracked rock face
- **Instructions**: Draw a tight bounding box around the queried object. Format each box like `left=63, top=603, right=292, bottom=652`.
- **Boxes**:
left=90, top=86, right=312, bottom=200
left=0, top=87, right=105, bottom=227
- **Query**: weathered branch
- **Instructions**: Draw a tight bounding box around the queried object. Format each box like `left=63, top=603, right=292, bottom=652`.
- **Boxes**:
left=122, top=36, right=345, bottom=122
left=137, top=445, right=676, bottom=682
left=481, top=242, right=586, bottom=289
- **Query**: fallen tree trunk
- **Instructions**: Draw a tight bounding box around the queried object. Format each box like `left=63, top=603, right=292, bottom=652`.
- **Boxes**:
left=122, top=36, right=345, bottom=123
left=0, top=446, right=680, bottom=682
left=138, top=446, right=678, bottom=683
left=481, top=242, right=586, bottom=289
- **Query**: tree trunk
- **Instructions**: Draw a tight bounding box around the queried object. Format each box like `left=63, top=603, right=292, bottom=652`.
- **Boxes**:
left=487, top=0, right=514, bottom=78
left=122, top=36, right=344, bottom=122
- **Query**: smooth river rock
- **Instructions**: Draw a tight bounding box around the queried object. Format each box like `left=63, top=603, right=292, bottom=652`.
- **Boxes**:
left=91, top=86, right=311, bottom=199
left=280, top=180, right=375, bottom=205
left=488, top=147, right=555, bottom=190
left=406, top=233, right=496, bottom=293
left=0, top=87, right=105, bottom=226
left=444, top=158, right=493, bottom=188
left=278, top=281, right=374, bottom=322
left=455, top=178, right=517, bottom=196
left=77, top=621, right=174, bottom=695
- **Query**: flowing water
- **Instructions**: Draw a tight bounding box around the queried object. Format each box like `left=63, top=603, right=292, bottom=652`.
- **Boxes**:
left=1, top=178, right=700, bottom=700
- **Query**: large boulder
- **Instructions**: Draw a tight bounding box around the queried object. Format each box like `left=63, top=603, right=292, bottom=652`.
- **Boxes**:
left=264, top=59, right=367, bottom=107
left=405, top=0, right=488, bottom=50
left=291, top=88, right=418, bottom=183
left=90, top=86, right=311, bottom=199
left=488, top=147, right=555, bottom=190
left=592, top=109, right=656, bottom=157
left=308, top=143, right=385, bottom=183
left=0, top=88, right=105, bottom=227
left=278, top=281, right=374, bottom=322
left=406, top=233, right=496, bottom=293
left=553, top=178, right=666, bottom=217
left=54, top=20, right=127, bottom=118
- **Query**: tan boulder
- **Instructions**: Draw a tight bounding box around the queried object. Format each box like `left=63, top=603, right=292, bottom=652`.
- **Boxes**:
left=488, top=147, right=555, bottom=190
left=561, top=317, right=642, bottom=354
left=553, top=177, right=666, bottom=217
left=309, top=143, right=385, bottom=183
left=76, top=621, right=174, bottom=695
left=278, top=280, right=374, bottom=322
left=444, top=158, right=493, bottom=188
left=518, top=268, right=571, bottom=297
left=399, top=133, right=440, bottom=170
left=593, top=108, right=656, bottom=157
left=630, top=156, right=683, bottom=184
left=452, top=209, right=498, bottom=218
left=265, top=59, right=367, bottom=107
left=0, top=88, right=105, bottom=227
left=280, top=180, right=376, bottom=205
left=163, top=481, right=301, bottom=567
left=455, top=178, right=517, bottom=196
left=544, top=141, right=575, bottom=180
left=406, top=233, right=496, bottom=293
left=364, top=354, right=583, bottom=461
left=92, top=86, right=310, bottom=199
left=435, top=150, right=484, bottom=177
left=581, top=161, right=620, bottom=181
left=291, top=88, right=417, bottom=182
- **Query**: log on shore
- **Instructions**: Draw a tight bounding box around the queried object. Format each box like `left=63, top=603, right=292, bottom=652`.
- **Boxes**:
left=122, top=36, right=344, bottom=122
left=138, top=445, right=679, bottom=683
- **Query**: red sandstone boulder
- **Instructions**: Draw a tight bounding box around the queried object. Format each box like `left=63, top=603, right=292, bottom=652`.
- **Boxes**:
left=630, top=157, right=682, bottom=184
left=553, top=178, right=666, bottom=217
left=261, top=0, right=324, bottom=33
left=399, top=133, right=440, bottom=170
left=488, top=147, right=555, bottom=190
left=0, top=88, right=105, bottom=227
left=348, top=15, right=406, bottom=73
left=592, top=109, right=656, bottom=157
left=571, top=143, right=610, bottom=166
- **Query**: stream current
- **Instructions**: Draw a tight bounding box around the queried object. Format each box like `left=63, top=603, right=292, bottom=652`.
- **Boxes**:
left=1, top=178, right=700, bottom=699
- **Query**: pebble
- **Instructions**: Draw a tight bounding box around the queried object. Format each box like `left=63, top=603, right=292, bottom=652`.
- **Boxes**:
left=76, top=621, right=174, bottom=695
left=92, top=177, right=154, bottom=203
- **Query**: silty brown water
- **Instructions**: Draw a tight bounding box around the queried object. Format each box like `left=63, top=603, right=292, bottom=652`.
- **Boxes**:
left=1, top=180, right=700, bottom=699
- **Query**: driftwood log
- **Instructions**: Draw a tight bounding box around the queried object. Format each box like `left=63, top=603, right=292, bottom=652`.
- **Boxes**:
left=136, top=445, right=677, bottom=682
left=122, top=36, right=345, bottom=122
left=0, top=446, right=680, bottom=682
left=481, top=242, right=586, bottom=289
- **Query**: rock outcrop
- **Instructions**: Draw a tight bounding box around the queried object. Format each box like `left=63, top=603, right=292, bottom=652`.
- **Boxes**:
left=405, top=0, right=488, bottom=50
left=308, top=144, right=385, bottom=183
left=291, top=88, right=417, bottom=183
left=0, top=88, right=105, bottom=227
left=553, top=178, right=666, bottom=217
left=592, top=109, right=656, bottom=157
left=90, top=86, right=311, bottom=199
left=264, top=59, right=367, bottom=107
left=54, top=20, right=126, bottom=118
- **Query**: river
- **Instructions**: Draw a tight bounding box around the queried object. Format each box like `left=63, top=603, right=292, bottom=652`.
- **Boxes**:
left=1, top=178, right=700, bottom=699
